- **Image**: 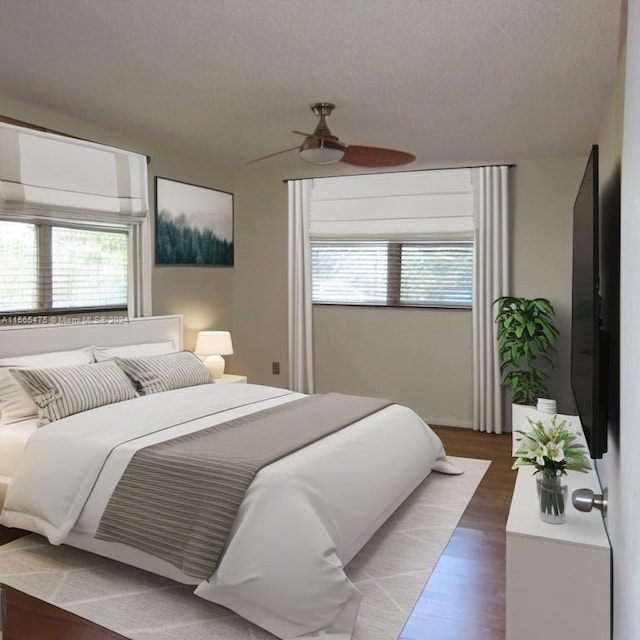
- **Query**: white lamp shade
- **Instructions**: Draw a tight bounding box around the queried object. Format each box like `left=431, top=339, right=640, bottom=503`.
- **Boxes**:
left=299, top=139, right=344, bottom=165
left=195, top=331, right=233, bottom=379
left=195, top=331, right=234, bottom=356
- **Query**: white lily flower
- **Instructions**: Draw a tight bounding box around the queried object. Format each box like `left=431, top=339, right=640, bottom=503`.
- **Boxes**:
left=534, top=444, right=548, bottom=466
left=546, top=440, right=565, bottom=462
left=520, top=434, right=538, bottom=451
left=511, top=416, right=589, bottom=478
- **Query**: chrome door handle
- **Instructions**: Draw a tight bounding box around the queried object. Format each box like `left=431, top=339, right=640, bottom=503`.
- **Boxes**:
left=572, top=487, right=608, bottom=517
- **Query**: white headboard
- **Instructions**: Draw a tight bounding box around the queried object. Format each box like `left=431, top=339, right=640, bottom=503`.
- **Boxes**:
left=0, top=315, right=183, bottom=358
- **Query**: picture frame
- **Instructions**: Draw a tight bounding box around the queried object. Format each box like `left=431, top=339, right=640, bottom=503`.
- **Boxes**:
left=155, top=177, right=234, bottom=266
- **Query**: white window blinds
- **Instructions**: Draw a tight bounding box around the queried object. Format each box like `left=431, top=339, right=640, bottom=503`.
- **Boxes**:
left=51, top=226, right=128, bottom=309
left=0, top=122, right=148, bottom=221
left=311, top=242, right=389, bottom=305
left=308, top=169, right=475, bottom=308
left=311, top=241, right=473, bottom=308
left=400, top=242, right=473, bottom=306
left=0, top=221, right=37, bottom=312
left=0, top=220, right=127, bottom=313
left=309, top=169, right=474, bottom=241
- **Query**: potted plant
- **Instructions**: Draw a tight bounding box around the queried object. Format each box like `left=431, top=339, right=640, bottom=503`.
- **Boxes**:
left=493, top=296, right=559, bottom=421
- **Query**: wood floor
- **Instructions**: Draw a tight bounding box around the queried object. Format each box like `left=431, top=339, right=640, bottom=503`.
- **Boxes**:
left=400, top=426, right=515, bottom=640
left=0, top=426, right=515, bottom=640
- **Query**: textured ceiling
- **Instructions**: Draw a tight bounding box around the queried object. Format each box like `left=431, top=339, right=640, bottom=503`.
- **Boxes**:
left=0, top=0, right=623, bottom=172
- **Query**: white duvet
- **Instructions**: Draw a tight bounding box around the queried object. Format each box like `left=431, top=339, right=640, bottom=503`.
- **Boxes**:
left=0, top=383, right=449, bottom=640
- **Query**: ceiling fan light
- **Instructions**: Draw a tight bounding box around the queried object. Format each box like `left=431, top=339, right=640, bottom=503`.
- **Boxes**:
left=299, top=138, right=344, bottom=165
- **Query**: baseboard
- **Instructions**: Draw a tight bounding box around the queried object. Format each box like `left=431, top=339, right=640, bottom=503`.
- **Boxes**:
left=426, top=419, right=473, bottom=429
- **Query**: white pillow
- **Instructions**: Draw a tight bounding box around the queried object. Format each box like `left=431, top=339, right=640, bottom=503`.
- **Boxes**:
left=10, top=360, right=138, bottom=424
left=0, top=347, right=95, bottom=424
left=93, top=340, right=176, bottom=361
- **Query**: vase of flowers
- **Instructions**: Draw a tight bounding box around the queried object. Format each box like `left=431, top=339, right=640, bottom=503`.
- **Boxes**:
left=535, top=476, right=569, bottom=523
left=513, top=415, right=591, bottom=524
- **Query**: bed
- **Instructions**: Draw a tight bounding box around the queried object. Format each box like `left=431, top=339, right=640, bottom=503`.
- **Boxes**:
left=0, top=315, right=458, bottom=640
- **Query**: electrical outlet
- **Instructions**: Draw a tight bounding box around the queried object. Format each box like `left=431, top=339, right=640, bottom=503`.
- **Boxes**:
left=272, top=361, right=280, bottom=375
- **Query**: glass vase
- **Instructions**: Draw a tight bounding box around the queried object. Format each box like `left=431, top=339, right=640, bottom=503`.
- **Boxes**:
left=536, top=476, right=568, bottom=524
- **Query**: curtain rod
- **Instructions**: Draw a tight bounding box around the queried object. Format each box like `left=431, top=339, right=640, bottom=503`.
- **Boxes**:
left=281, top=162, right=516, bottom=183
left=0, top=114, right=151, bottom=164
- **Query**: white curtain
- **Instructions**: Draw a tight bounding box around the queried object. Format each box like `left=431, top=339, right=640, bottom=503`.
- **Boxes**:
left=0, top=121, right=152, bottom=317
left=472, top=166, right=510, bottom=433
left=128, top=215, right=153, bottom=317
left=287, top=179, right=314, bottom=393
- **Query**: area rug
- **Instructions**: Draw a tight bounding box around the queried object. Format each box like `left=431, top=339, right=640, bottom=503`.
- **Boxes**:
left=0, top=456, right=489, bottom=640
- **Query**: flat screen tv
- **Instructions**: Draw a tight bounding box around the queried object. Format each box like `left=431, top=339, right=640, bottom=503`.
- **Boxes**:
left=570, top=145, right=608, bottom=459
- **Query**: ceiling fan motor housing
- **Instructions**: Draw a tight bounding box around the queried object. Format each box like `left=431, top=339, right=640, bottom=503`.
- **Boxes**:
left=310, top=102, right=337, bottom=138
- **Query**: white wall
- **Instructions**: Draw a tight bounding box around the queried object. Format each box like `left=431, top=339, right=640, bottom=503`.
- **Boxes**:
left=313, top=306, right=472, bottom=427
left=231, top=171, right=290, bottom=386
left=597, top=3, right=640, bottom=636
left=616, top=12, right=640, bottom=631
left=511, top=156, right=589, bottom=414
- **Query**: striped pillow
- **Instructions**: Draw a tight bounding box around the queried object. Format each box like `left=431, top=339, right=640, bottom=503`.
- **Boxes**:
left=0, top=347, right=95, bottom=424
left=115, top=351, right=212, bottom=395
left=10, top=360, right=138, bottom=424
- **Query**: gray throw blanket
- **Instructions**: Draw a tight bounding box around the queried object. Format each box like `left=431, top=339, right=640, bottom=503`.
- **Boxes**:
left=95, top=392, right=392, bottom=578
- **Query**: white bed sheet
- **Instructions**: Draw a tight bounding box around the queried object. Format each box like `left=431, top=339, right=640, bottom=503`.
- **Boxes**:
left=0, top=418, right=38, bottom=478
left=0, top=383, right=447, bottom=640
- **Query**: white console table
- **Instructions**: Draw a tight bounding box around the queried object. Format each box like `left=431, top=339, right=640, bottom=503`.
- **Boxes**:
left=506, top=415, right=611, bottom=640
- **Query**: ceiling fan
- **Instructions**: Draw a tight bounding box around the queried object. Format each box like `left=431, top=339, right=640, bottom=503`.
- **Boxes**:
left=246, top=103, right=415, bottom=167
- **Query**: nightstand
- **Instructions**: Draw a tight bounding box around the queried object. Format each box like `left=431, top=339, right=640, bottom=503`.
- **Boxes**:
left=212, top=374, right=247, bottom=384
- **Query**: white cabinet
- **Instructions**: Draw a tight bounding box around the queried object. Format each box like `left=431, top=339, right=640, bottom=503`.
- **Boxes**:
left=506, top=417, right=611, bottom=640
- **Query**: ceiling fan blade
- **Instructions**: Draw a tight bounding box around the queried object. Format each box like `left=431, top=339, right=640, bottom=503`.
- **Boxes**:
left=340, top=145, right=415, bottom=167
left=245, top=144, right=302, bottom=165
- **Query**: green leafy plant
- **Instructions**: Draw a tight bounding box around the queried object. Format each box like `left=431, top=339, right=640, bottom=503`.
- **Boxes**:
left=494, top=296, right=558, bottom=405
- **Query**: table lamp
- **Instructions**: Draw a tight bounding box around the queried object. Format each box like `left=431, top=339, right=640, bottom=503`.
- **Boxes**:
left=195, top=330, right=234, bottom=378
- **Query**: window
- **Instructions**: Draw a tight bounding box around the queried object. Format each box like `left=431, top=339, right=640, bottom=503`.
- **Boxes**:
left=0, top=220, right=128, bottom=314
left=311, top=241, right=473, bottom=308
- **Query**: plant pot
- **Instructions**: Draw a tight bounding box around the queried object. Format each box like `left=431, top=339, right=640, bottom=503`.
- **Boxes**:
left=536, top=476, right=568, bottom=524
left=536, top=398, right=557, bottom=413
left=511, top=403, right=536, bottom=432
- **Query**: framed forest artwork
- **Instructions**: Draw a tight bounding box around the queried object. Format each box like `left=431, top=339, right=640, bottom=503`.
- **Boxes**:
left=155, top=177, right=234, bottom=266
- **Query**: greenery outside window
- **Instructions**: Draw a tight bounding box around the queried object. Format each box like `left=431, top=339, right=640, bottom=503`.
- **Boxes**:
left=311, top=241, right=473, bottom=308
left=0, top=220, right=128, bottom=314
